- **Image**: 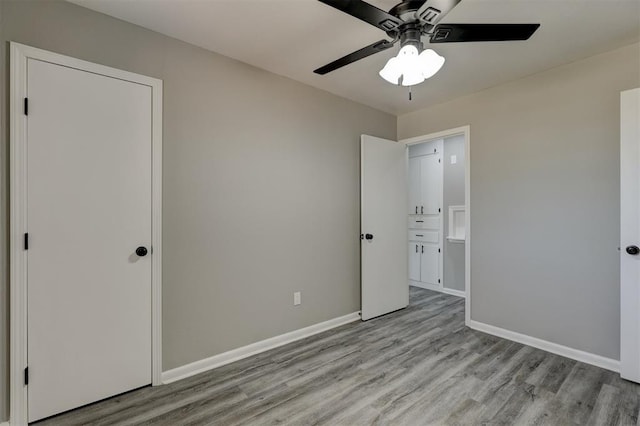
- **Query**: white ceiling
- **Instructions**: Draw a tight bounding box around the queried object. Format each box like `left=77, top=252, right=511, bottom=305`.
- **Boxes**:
left=69, top=0, right=640, bottom=115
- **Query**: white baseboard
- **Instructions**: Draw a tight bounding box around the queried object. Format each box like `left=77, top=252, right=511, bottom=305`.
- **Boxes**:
left=162, top=312, right=361, bottom=384
left=410, top=281, right=466, bottom=298
left=467, top=320, right=620, bottom=373
left=1, top=421, right=9, bottom=426
left=440, top=287, right=466, bottom=298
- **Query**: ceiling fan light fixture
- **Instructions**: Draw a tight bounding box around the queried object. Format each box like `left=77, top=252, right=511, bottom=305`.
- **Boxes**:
left=400, top=67, right=425, bottom=87
left=418, top=48, right=445, bottom=79
left=379, top=45, right=445, bottom=87
left=379, top=56, right=402, bottom=85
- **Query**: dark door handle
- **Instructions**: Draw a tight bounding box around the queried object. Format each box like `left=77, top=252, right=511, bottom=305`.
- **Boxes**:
left=415, top=206, right=418, bottom=214
left=626, top=245, right=640, bottom=255
left=421, top=206, right=424, bottom=214
left=365, top=234, right=373, bottom=240
left=136, top=246, right=148, bottom=257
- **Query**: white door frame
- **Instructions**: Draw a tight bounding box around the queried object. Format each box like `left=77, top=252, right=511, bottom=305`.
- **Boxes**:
left=9, top=42, right=163, bottom=426
left=401, top=125, right=471, bottom=324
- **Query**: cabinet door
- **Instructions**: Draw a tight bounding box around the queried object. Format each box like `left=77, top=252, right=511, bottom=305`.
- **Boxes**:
left=408, top=157, right=421, bottom=214
left=409, top=243, right=421, bottom=281
left=420, top=244, right=440, bottom=286
left=420, top=153, right=442, bottom=215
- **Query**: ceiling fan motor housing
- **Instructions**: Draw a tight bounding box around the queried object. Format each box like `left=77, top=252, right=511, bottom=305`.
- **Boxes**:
left=398, top=23, right=424, bottom=50
left=387, top=0, right=434, bottom=43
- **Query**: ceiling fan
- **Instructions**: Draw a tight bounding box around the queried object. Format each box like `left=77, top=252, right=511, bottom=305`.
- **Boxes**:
left=314, top=0, right=540, bottom=86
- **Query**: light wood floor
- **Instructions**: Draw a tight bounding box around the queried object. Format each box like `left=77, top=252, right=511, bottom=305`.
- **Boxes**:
left=37, top=287, right=639, bottom=425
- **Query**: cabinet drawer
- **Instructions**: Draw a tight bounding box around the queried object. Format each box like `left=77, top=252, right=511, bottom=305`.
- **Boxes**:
left=408, top=217, right=440, bottom=229
left=409, top=230, right=439, bottom=243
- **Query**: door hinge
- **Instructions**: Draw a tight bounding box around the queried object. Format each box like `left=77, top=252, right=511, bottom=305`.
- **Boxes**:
left=24, top=98, right=28, bottom=116
left=24, top=233, right=29, bottom=250
left=24, top=367, right=29, bottom=385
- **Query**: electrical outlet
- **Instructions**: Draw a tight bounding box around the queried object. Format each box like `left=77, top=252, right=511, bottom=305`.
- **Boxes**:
left=294, top=292, right=301, bottom=306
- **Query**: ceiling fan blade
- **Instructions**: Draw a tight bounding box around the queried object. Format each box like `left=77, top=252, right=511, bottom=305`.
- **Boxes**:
left=318, top=0, right=404, bottom=32
left=430, top=23, right=540, bottom=43
left=415, top=0, right=462, bottom=26
left=314, top=39, right=396, bottom=75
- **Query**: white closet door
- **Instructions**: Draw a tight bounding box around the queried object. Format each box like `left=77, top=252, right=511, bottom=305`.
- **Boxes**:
left=361, top=135, right=408, bottom=320
left=27, top=58, right=152, bottom=421
left=621, top=88, right=640, bottom=383
left=420, top=153, right=442, bottom=215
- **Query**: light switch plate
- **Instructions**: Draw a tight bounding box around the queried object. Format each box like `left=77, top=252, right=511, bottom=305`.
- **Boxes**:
left=450, top=155, right=457, bottom=164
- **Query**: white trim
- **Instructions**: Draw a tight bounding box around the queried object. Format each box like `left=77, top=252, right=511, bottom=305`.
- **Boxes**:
left=401, top=126, right=470, bottom=146
left=162, top=312, right=361, bottom=384
left=401, top=125, right=471, bottom=325
left=409, top=281, right=466, bottom=298
left=150, top=65, right=164, bottom=388
left=438, top=139, right=445, bottom=296
left=440, top=287, right=466, bottom=298
left=9, top=42, right=163, bottom=425
left=446, top=237, right=465, bottom=244
left=468, top=320, right=620, bottom=373
left=1, top=422, right=10, bottom=426
left=9, top=41, right=28, bottom=426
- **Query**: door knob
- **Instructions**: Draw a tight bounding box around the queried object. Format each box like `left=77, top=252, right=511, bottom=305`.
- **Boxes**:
left=626, top=245, right=640, bottom=255
left=136, top=246, right=149, bottom=257
left=365, top=234, right=374, bottom=240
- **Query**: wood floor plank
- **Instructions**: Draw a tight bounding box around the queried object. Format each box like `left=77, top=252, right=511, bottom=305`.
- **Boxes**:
left=35, top=287, right=640, bottom=426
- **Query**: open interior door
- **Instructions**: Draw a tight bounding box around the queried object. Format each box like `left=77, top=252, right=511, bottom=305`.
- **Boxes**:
left=621, top=88, right=640, bottom=383
left=361, top=135, right=409, bottom=320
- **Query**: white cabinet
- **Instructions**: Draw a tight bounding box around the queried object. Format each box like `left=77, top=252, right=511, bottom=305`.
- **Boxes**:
left=408, top=242, right=440, bottom=286
left=408, top=140, right=443, bottom=289
left=408, top=150, right=442, bottom=215
left=420, top=245, right=440, bottom=285
left=409, top=157, right=422, bottom=215
left=409, top=243, right=421, bottom=282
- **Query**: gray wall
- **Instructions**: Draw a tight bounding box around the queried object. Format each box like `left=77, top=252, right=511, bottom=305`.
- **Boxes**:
left=0, top=0, right=397, bottom=420
left=443, top=135, right=465, bottom=292
left=399, top=42, right=640, bottom=360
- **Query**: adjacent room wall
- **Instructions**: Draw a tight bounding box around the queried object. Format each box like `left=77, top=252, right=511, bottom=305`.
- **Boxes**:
left=443, top=135, right=465, bottom=292
left=399, top=42, right=640, bottom=361
left=0, top=0, right=397, bottom=420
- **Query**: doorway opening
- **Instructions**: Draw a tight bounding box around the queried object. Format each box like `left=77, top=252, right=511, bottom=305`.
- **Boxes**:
left=402, top=126, right=470, bottom=320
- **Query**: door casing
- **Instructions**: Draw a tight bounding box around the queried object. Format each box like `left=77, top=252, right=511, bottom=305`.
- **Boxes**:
left=9, top=42, right=163, bottom=426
